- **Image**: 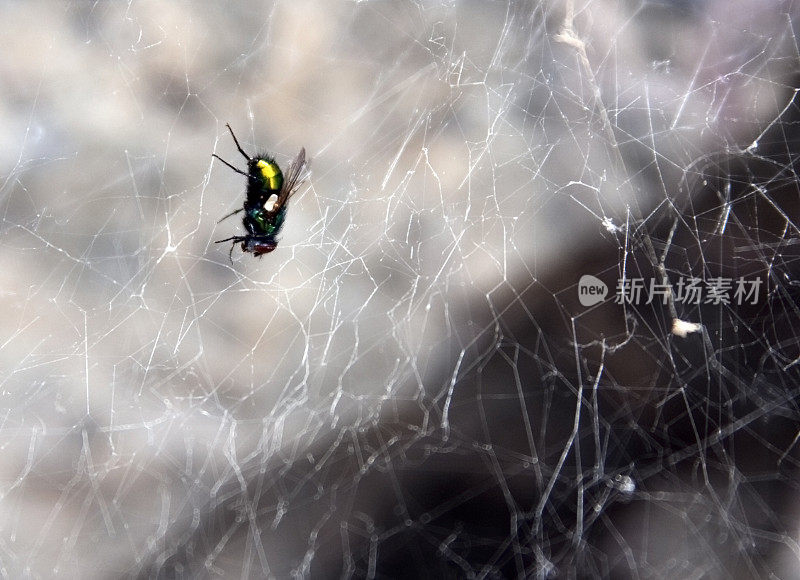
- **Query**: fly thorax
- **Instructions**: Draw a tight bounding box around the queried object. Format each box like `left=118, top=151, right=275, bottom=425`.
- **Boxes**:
left=247, top=208, right=269, bottom=231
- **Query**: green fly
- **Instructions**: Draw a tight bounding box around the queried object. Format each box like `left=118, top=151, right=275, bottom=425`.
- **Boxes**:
left=213, top=124, right=306, bottom=260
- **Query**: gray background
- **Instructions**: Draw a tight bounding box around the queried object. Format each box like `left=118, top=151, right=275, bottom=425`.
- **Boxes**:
left=1, top=0, right=798, bottom=577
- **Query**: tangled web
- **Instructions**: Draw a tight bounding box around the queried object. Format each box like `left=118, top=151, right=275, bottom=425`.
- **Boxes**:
left=1, top=0, right=799, bottom=577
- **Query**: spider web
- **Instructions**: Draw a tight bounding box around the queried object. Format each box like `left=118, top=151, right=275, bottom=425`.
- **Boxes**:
left=2, top=0, right=800, bottom=577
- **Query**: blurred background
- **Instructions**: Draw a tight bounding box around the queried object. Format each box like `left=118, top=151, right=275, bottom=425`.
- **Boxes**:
left=1, top=0, right=799, bottom=577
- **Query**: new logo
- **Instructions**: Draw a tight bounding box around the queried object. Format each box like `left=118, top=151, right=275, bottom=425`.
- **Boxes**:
left=578, top=275, right=608, bottom=306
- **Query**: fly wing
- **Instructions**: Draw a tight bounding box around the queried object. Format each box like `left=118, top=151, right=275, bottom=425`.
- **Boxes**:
left=271, top=147, right=307, bottom=214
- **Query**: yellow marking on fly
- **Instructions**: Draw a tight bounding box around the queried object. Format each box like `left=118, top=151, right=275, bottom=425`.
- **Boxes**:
left=256, top=159, right=282, bottom=190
